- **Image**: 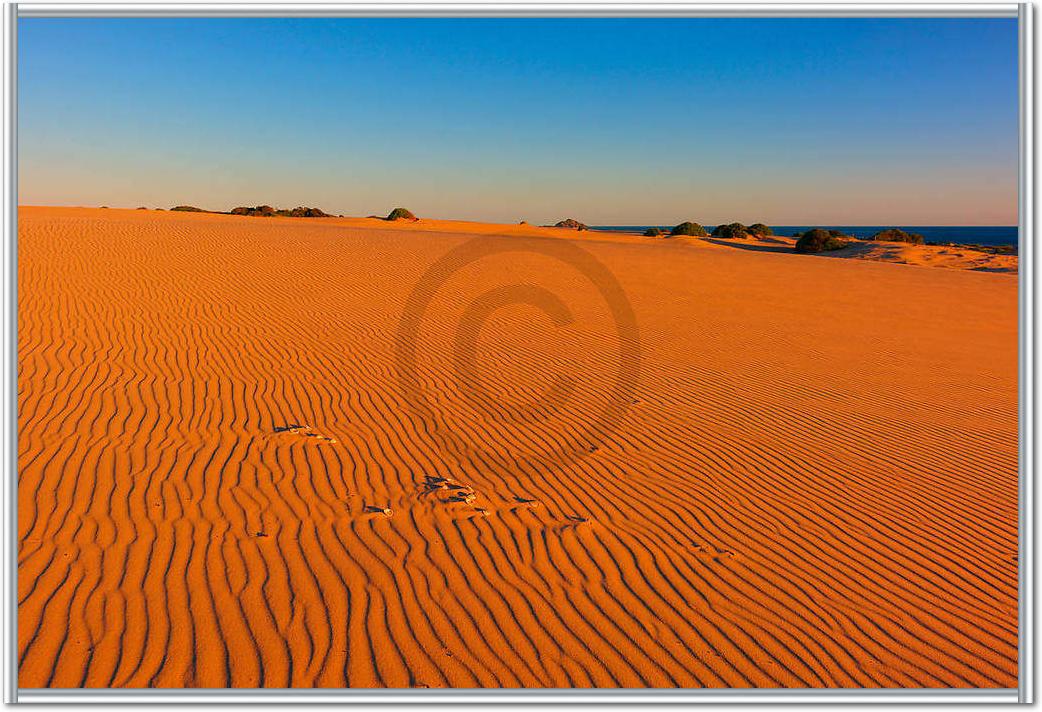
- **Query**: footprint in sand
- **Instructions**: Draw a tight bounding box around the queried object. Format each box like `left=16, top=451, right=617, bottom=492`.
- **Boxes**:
left=446, top=491, right=476, bottom=504
left=419, top=475, right=489, bottom=516
left=363, top=504, right=392, bottom=517
left=273, top=423, right=337, bottom=443
left=508, top=496, right=541, bottom=515
left=694, top=544, right=736, bottom=562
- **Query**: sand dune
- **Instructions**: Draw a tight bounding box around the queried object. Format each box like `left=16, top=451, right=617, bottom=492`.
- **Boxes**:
left=701, top=234, right=1018, bottom=273
left=18, top=207, right=1018, bottom=688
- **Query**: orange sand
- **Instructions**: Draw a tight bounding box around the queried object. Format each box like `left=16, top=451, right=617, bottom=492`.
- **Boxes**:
left=18, top=207, right=1018, bottom=688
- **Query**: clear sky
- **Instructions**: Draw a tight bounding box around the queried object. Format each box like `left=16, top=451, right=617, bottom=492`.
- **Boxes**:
left=18, top=17, right=1018, bottom=225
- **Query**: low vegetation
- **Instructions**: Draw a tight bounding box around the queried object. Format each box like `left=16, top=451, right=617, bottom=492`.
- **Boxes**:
left=795, top=228, right=850, bottom=254
left=386, top=207, right=418, bottom=221
left=712, top=222, right=750, bottom=239
left=870, top=228, right=925, bottom=245
left=231, top=205, right=332, bottom=218
left=670, top=222, right=708, bottom=237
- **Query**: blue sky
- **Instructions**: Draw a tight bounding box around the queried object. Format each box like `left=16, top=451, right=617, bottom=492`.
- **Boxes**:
left=18, top=17, right=1018, bottom=225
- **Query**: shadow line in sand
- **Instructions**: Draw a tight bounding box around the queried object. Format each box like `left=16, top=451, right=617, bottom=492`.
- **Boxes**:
left=704, top=238, right=796, bottom=254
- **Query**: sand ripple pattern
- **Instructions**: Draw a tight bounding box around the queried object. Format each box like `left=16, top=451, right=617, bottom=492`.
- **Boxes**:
left=18, top=208, right=1018, bottom=688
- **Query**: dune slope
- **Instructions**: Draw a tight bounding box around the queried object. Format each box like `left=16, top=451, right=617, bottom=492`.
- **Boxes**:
left=18, top=207, right=1018, bottom=688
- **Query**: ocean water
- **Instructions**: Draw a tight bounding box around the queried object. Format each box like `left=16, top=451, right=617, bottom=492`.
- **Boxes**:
left=591, top=225, right=1019, bottom=246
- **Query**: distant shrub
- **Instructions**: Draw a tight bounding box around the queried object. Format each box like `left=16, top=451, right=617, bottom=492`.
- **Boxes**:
left=644, top=227, right=663, bottom=237
left=712, top=222, right=750, bottom=239
left=231, top=205, right=331, bottom=218
left=554, top=218, right=588, bottom=230
left=795, top=228, right=849, bottom=254
left=386, top=207, right=417, bottom=221
left=870, top=228, right=925, bottom=245
left=171, top=205, right=206, bottom=212
left=670, top=222, right=708, bottom=237
left=279, top=206, right=332, bottom=218
left=231, top=205, right=273, bottom=216
left=748, top=223, right=774, bottom=236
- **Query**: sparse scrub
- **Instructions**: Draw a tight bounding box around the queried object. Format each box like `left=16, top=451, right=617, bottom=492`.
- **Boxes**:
left=231, top=205, right=332, bottom=218
left=712, top=222, right=750, bottom=239
left=795, top=228, right=850, bottom=253
left=554, top=218, right=588, bottom=230
left=869, top=228, right=925, bottom=245
left=670, top=222, right=708, bottom=237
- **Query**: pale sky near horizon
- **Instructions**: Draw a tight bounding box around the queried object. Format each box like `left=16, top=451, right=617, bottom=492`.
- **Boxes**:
left=18, top=17, right=1018, bottom=225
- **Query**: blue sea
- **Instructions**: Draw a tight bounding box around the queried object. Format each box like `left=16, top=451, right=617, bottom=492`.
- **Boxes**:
left=591, top=225, right=1019, bottom=246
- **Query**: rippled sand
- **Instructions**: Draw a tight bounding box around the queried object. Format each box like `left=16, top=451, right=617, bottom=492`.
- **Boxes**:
left=18, top=207, right=1017, bottom=688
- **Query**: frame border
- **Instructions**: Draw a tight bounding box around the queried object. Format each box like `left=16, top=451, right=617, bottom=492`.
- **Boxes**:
left=4, top=2, right=1032, bottom=705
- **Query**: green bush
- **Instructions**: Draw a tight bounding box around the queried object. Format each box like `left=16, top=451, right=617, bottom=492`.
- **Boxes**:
left=747, top=223, right=774, bottom=236
left=670, top=222, right=708, bottom=237
left=231, top=205, right=332, bottom=217
left=231, top=205, right=275, bottom=216
left=869, top=228, right=925, bottom=245
left=387, top=207, right=417, bottom=221
left=795, top=228, right=849, bottom=254
left=279, top=206, right=332, bottom=217
left=712, top=222, right=749, bottom=239
left=554, top=218, right=588, bottom=230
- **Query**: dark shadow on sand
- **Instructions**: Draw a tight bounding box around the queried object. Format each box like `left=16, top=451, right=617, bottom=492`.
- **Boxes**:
left=704, top=238, right=793, bottom=254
